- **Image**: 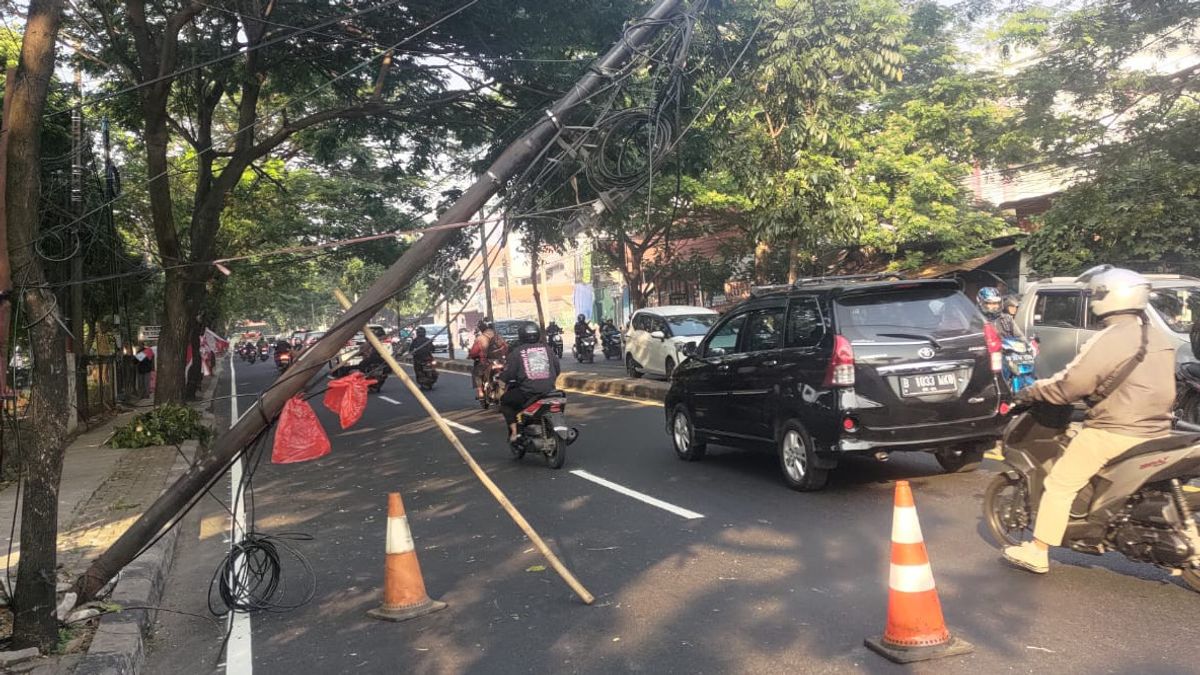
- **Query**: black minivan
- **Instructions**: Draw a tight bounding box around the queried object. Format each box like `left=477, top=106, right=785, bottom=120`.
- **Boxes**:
left=665, top=277, right=1007, bottom=491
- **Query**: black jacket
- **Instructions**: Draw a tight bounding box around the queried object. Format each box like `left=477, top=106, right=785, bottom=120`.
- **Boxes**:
left=410, top=336, right=434, bottom=361
left=500, top=343, right=560, bottom=397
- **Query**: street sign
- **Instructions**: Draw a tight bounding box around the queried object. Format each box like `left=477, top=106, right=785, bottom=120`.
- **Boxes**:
left=138, top=325, right=161, bottom=342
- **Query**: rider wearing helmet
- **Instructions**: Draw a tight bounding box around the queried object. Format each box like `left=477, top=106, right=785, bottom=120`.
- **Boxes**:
left=409, top=326, right=434, bottom=364
left=499, top=323, right=560, bottom=442
left=574, top=313, right=594, bottom=354
left=1003, top=266, right=1176, bottom=574
left=468, top=319, right=507, bottom=399
left=977, top=286, right=1022, bottom=339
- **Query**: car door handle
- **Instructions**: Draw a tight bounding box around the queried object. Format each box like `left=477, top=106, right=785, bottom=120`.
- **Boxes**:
left=761, top=360, right=778, bottom=367
left=717, top=364, right=731, bottom=371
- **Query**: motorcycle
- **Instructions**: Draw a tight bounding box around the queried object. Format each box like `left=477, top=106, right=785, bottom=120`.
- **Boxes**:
left=548, top=332, right=564, bottom=359
left=1001, top=335, right=1038, bottom=393
left=240, top=345, right=257, bottom=364
left=258, top=344, right=270, bottom=362
left=414, top=357, right=438, bottom=391
left=274, top=350, right=292, bottom=373
left=1176, top=362, right=1200, bottom=424
left=984, top=402, right=1200, bottom=592
left=480, top=359, right=506, bottom=409
left=510, top=390, right=578, bottom=469
left=601, top=332, right=622, bottom=360
left=573, top=334, right=596, bottom=364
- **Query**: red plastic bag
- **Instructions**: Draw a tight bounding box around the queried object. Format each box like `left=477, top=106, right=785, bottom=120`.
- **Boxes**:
left=272, top=395, right=331, bottom=464
left=322, top=371, right=375, bottom=430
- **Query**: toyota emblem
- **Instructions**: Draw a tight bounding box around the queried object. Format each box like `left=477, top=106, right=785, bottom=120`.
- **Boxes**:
left=918, top=347, right=935, bottom=359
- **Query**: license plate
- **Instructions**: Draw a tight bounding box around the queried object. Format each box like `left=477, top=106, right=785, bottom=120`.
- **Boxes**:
left=899, top=372, right=958, bottom=397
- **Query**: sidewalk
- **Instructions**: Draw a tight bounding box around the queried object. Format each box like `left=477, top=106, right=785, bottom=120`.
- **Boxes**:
left=0, top=365, right=220, bottom=674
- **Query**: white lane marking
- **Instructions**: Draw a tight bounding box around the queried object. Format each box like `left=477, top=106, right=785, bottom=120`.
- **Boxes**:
left=443, top=419, right=481, bottom=435
left=226, top=357, right=253, bottom=675
left=569, top=469, right=704, bottom=520
left=379, top=395, right=403, bottom=405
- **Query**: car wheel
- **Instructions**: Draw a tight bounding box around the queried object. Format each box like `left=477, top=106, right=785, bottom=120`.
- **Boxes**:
left=778, top=421, right=829, bottom=492
left=626, top=354, right=643, bottom=379
left=671, top=405, right=706, bottom=461
left=935, top=444, right=987, bottom=473
left=664, top=357, right=675, bottom=380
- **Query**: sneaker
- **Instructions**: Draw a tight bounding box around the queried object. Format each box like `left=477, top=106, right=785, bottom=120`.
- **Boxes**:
left=1002, top=541, right=1049, bottom=574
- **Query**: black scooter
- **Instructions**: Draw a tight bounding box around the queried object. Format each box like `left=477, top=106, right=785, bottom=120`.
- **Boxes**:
left=984, top=402, right=1200, bottom=592
left=601, top=331, right=622, bottom=360
left=414, top=357, right=438, bottom=391
left=548, top=332, right=564, bottom=358
left=510, top=390, right=578, bottom=469
left=573, top=334, right=596, bottom=363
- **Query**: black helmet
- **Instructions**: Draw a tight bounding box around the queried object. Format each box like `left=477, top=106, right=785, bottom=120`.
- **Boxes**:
left=416, top=326, right=426, bottom=337
left=518, top=323, right=541, bottom=344
left=577, top=314, right=586, bottom=322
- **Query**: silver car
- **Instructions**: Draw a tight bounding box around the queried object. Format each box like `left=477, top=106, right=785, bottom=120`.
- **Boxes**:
left=1015, top=274, right=1200, bottom=376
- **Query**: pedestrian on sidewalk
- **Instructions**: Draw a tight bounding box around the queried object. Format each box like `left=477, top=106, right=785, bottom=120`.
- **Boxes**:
left=135, top=343, right=154, bottom=399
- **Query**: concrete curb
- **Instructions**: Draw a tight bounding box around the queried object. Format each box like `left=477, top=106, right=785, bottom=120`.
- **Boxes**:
left=73, top=439, right=199, bottom=675
left=430, top=358, right=669, bottom=403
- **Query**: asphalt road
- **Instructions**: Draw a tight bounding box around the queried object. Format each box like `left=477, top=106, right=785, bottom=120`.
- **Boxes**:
left=146, top=357, right=1200, bottom=674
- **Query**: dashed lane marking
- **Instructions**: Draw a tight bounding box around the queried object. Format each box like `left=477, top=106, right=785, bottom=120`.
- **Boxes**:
left=378, top=396, right=402, bottom=405
left=570, top=469, right=704, bottom=520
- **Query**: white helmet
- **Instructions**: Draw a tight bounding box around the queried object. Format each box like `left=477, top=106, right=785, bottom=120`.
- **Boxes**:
left=1075, top=265, right=1150, bottom=318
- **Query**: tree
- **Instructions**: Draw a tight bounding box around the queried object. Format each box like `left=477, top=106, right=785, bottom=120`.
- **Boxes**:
left=991, top=1, right=1200, bottom=273
left=4, top=0, right=72, bottom=651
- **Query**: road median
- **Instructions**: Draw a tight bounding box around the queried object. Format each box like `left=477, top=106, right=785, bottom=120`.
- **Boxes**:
left=422, top=357, right=669, bottom=403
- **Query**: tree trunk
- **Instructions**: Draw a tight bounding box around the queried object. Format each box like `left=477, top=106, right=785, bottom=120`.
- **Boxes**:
left=626, top=245, right=647, bottom=310
left=6, top=0, right=70, bottom=651
left=754, top=240, right=772, bottom=284
left=154, top=269, right=189, bottom=404
left=184, top=321, right=202, bottom=400
left=787, top=240, right=800, bottom=284
left=530, top=246, right=545, bottom=329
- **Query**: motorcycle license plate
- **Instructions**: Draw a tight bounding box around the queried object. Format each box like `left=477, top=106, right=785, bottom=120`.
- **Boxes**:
left=899, top=372, right=957, bottom=397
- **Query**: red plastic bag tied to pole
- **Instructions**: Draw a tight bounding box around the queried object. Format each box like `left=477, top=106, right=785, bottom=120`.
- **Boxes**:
left=272, top=395, right=332, bottom=464
left=322, top=371, right=376, bottom=430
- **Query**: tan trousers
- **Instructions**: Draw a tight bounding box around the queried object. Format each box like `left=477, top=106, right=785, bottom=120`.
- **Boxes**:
left=1033, top=427, right=1154, bottom=546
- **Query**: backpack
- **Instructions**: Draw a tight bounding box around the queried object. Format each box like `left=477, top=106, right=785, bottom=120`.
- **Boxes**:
left=486, top=334, right=508, bottom=359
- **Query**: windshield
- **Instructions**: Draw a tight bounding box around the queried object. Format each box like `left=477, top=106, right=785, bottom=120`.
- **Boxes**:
left=1150, top=286, right=1200, bottom=334
left=834, top=288, right=983, bottom=341
left=665, top=314, right=719, bottom=337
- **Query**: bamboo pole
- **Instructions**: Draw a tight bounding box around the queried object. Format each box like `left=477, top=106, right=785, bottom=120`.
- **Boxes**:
left=334, top=289, right=594, bottom=605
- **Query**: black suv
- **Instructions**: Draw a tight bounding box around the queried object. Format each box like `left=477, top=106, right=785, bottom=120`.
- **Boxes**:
left=665, top=277, right=1006, bottom=491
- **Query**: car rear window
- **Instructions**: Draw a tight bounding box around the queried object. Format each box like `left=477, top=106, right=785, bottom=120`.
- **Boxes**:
left=665, top=314, right=718, bottom=337
left=834, top=288, right=983, bottom=341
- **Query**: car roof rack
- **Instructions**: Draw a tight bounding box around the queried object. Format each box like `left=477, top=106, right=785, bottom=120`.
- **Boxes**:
left=793, top=273, right=905, bottom=286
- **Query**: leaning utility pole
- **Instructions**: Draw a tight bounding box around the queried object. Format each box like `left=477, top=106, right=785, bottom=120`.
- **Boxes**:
left=74, top=0, right=687, bottom=600
left=478, top=221, right=494, bottom=320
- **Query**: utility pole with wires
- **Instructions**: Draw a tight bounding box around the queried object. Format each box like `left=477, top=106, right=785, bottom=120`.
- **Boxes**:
left=70, top=67, right=87, bottom=421
left=0, top=66, right=17, bottom=400
left=478, top=221, right=494, bottom=320
left=73, top=0, right=689, bottom=602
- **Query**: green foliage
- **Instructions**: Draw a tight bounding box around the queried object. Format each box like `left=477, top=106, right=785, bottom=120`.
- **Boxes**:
left=108, top=404, right=212, bottom=449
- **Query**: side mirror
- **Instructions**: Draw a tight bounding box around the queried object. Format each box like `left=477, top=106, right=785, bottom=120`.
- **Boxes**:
left=682, top=341, right=697, bottom=356
left=707, top=346, right=726, bottom=357
left=650, top=330, right=666, bottom=340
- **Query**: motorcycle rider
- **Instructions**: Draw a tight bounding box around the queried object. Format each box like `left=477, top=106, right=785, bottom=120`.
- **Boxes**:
left=1002, top=266, right=1176, bottom=574
left=499, top=323, right=560, bottom=443
left=409, top=326, right=434, bottom=366
left=573, top=313, right=594, bottom=355
left=978, top=286, right=1022, bottom=339
left=468, top=319, right=508, bottom=399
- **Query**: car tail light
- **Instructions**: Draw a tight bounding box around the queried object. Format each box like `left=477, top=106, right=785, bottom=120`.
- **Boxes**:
left=984, top=324, right=1002, bottom=372
left=549, top=403, right=563, bottom=413
left=825, top=335, right=855, bottom=387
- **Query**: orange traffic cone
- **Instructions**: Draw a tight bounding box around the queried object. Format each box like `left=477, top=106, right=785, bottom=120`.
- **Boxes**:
left=367, top=492, right=448, bottom=622
left=865, top=480, right=973, bottom=664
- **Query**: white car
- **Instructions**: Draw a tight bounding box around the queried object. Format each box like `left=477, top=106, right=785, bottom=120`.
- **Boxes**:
left=624, top=306, right=720, bottom=379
